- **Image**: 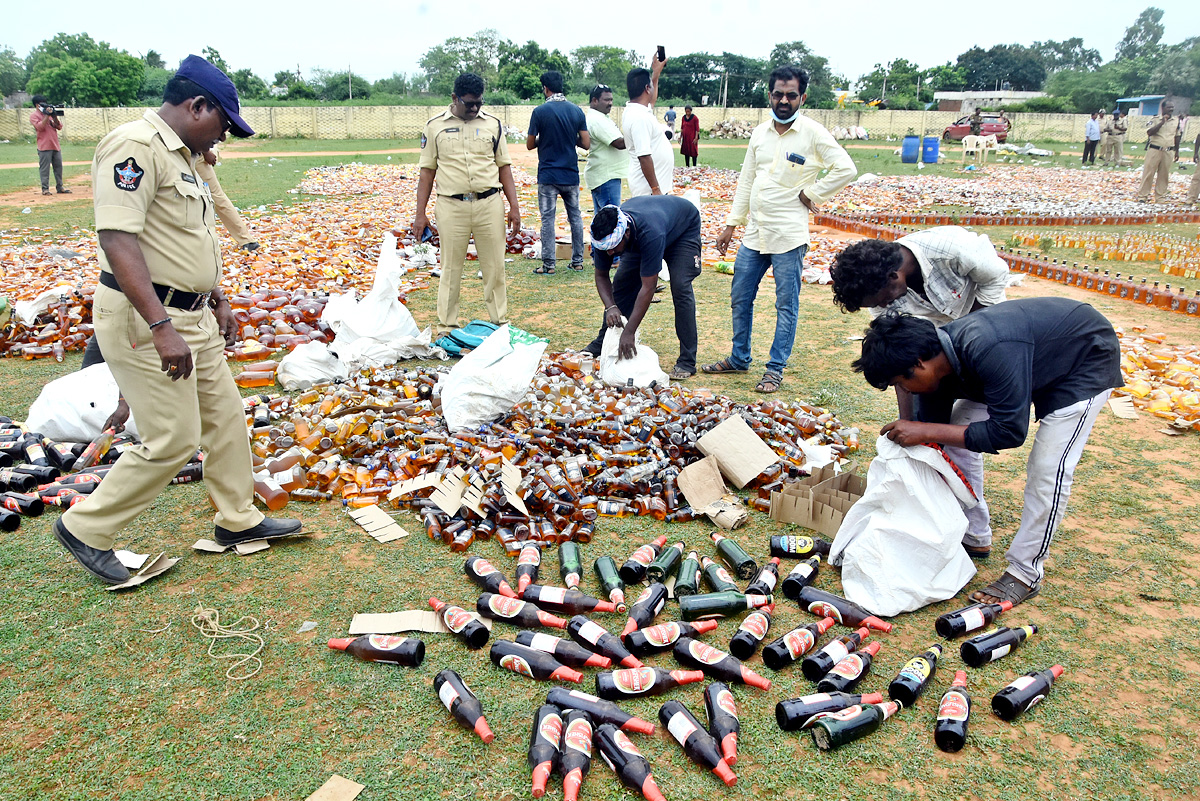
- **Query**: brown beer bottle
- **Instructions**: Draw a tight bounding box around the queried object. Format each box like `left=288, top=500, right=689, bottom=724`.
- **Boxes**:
left=619, top=534, right=668, bottom=584
left=801, top=626, right=870, bottom=681
left=934, top=670, right=971, bottom=752
left=593, top=724, right=667, bottom=801
left=728, top=603, right=775, bottom=660
left=516, top=542, right=542, bottom=596
left=596, top=666, right=706, bottom=699
left=464, top=556, right=518, bottom=598
left=673, top=637, right=772, bottom=690
left=623, top=619, right=719, bottom=656
left=545, top=687, right=656, bottom=735
left=433, top=669, right=494, bottom=743
left=528, top=704, right=563, bottom=798
left=960, top=624, right=1037, bottom=668
left=522, top=584, right=618, bottom=615
left=428, top=596, right=489, bottom=649
left=490, top=640, right=583, bottom=683
left=796, top=586, right=893, bottom=632
left=762, top=616, right=836, bottom=671
left=817, top=640, right=882, bottom=693
left=327, top=634, right=425, bottom=667
left=780, top=556, right=821, bottom=600
left=560, top=709, right=593, bottom=801
left=991, top=665, right=1065, bottom=721
left=703, top=682, right=740, bottom=765
left=567, top=615, right=643, bottom=668
left=516, top=630, right=612, bottom=668
left=935, top=600, right=1013, bottom=638
left=476, top=593, right=568, bottom=630
left=887, top=644, right=943, bottom=707
left=621, top=582, right=668, bottom=636
left=745, top=557, right=781, bottom=596
left=659, top=700, right=737, bottom=786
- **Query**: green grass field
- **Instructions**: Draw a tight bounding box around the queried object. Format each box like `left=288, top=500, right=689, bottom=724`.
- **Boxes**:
left=1, top=145, right=1198, bottom=801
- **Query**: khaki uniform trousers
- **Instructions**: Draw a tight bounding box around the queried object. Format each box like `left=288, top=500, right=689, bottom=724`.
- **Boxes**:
left=62, top=283, right=261, bottom=550
left=1137, top=147, right=1175, bottom=202
left=434, top=191, right=508, bottom=334
left=1188, top=168, right=1199, bottom=205
left=1104, top=135, right=1125, bottom=165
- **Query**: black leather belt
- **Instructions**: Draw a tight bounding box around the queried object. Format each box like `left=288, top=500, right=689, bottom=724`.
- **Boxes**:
left=98, top=270, right=212, bottom=311
left=1147, top=144, right=1163, bottom=150
left=444, top=187, right=500, bottom=202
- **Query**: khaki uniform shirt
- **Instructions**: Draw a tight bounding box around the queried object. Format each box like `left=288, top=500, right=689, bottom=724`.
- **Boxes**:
left=1146, top=115, right=1175, bottom=149
left=1111, top=117, right=1127, bottom=137
left=418, top=109, right=511, bottom=196
left=93, top=110, right=221, bottom=293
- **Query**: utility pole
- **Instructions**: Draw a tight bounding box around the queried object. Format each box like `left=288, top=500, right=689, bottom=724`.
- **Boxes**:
left=349, top=64, right=353, bottom=101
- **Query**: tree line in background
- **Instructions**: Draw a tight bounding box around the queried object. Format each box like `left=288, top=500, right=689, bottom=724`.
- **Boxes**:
left=0, top=9, right=1195, bottom=113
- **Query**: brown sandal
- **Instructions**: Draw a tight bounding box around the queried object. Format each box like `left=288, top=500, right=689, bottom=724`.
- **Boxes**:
left=970, top=572, right=1040, bottom=606
left=755, top=371, right=782, bottom=393
left=700, top=358, right=747, bottom=374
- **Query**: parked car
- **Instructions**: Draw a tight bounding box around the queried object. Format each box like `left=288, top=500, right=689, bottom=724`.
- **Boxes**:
left=942, top=115, right=1009, bottom=142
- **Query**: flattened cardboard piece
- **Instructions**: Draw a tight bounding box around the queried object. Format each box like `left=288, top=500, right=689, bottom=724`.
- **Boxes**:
left=191, top=538, right=230, bottom=553
left=387, top=472, right=441, bottom=502
left=348, top=609, right=493, bottom=636
left=677, top=455, right=727, bottom=511
left=1108, top=396, right=1139, bottom=420
left=501, top=458, right=529, bottom=515
left=114, top=550, right=149, bottom=570
left=106, top=552, right=179, bottom=591
left=696, top=414, right=780, bottom=488
left=192, top=531, right=309, bottom=554
left=430, top=465, right=468, bottom=515
left=705, top=495, right=749, bottom=530
left=769, top=460, right=864, bottom=537
left=346, top=505, right=410, bottom=543
left=460, top=470, right=487, bottom=518
left=305, top=774, right=365, bottom=801
left=234, top=540, right=271, bottom=556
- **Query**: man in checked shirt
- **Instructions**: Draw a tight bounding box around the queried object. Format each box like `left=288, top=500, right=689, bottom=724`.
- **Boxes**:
left=830, top=225, right=1011, bottom=563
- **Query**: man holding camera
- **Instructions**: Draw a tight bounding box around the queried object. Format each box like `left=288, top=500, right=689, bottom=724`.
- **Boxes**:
left=30, top=95, right=70, bottom=196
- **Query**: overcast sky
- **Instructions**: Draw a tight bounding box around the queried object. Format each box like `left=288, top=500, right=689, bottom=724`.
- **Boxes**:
left=5, top=0, right=1198, bottom=88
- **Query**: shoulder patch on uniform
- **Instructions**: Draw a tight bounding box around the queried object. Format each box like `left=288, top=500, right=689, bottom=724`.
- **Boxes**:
left=420, top=133, right=427, bottom=149
left=113, top=158, right=144, bottom=192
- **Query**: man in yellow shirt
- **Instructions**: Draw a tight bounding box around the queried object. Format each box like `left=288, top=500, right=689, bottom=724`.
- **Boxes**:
left=703, top=65, right=857, bottom=393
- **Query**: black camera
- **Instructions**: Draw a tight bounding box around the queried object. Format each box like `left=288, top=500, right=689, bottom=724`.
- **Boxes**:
left=39, top=103, right=64, bottom=117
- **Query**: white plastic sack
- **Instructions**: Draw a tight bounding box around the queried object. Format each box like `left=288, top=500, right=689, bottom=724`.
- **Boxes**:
left=334, top=325, right=447, bottom=373
left=25, top=362, right=140, bottom=442
left=15, top=284, right=76, bottom=325
left=438, top=325, right=546, bottom=431
left=829, top=436, right=978, bottom=617
left=598, top=318, right=669, bottom=388
left=276, top=341, right=349, bottom=390
left=323, top=232, right=421, bottom=345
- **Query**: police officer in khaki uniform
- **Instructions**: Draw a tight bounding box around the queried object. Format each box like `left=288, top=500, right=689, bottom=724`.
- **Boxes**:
left=413, top=72, right=521, bottom=335
left=1105, top=110, right=1128, bottom=166
left=53, top=55, right=299, bottom=585
left=1137, top=101, right=1178, bottom=203
left=1097, top=109, right=1109, bottom=160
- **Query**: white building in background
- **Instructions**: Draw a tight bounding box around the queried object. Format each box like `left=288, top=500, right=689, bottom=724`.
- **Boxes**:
left=934, top=91, right=1047, bottom=113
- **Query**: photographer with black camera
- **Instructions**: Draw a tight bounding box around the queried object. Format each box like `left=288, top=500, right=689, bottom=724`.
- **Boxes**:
left=30, top=95, right=70, bottom=196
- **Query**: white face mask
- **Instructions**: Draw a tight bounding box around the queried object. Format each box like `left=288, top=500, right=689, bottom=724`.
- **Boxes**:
left=771, top=107, right=800, bottom=125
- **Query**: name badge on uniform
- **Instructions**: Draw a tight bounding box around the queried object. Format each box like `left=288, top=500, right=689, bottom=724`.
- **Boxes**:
left=444, top=127, right=459, bottom=133
left=181, top=173, right=197, bottom=184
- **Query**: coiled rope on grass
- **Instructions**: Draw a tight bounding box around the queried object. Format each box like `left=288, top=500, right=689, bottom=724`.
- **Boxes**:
left=190, top=605, right=264, bottom=680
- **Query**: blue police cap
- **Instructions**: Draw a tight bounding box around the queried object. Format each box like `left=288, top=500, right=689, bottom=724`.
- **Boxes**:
left=175, top=54, right=254, bottom=138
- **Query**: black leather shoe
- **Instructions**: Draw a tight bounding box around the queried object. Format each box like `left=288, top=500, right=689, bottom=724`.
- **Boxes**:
left=53, top=519, right=130, bottom=584
left=214, top=517, right=303, bottom=547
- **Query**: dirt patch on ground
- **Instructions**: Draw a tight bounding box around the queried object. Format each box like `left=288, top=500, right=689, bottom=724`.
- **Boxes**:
left=0, top=173, right=92, bottom=205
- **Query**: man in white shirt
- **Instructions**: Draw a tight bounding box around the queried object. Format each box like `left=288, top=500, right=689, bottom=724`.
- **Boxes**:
left=1082, top=112, right=1101, bottom=165
left=621, top=56, right=673, bottom=197
left=702, top=65, right=856, bottom=393
left=830, top=226, right=1012, bottom=561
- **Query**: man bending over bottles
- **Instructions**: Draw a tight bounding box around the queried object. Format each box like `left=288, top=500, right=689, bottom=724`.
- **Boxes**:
left=851, top=298, right=1122, bottom=606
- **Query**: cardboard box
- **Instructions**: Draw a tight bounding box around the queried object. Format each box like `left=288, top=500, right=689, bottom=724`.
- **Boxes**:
left=677, top=455, right=749, bottom=529
left=769, top=461, right=865, bottom=537
left=555, top=240, right=574, bottom=260
left=695, top=414, right=781, bottom=488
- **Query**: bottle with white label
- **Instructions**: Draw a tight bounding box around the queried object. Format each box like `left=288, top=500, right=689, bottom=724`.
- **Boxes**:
left=809, top=701, right=900, bottom=751
left=934, top=670, right=971, bottom=752
left=326, top=634, right=425, bottom=667
left=596, top=666, right=706, bottom=699
left=780, top=556, right=821, bottom=600
left=679, top=590, right=772, bottom=621
left=775, top=690, right=885, bottom=732
left=516, top=630, right=612, bottom=668
left=801, top=626, right=870, bottom=681
left=935, top=600, right=1014, bottom=638
left=745, top=556, right=781, bottom=596
left=728, top=603, right=775, bottom=660
left=434, top=669, right=494, bottom=743
left=762, top=616, right=836, bottom=671
left=960, top=624, right=1037, bottom=668
left=522, top=584, right=618, bottom=615
left=658, top=700, right=737, bottom=786
left=991, top=665, right=1065, bottom=721
left=888, top=644, right=943, bottom=707
left=567, top=615, right=643, bottom=669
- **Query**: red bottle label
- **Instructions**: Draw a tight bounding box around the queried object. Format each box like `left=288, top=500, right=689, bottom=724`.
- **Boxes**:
left=613, top=730, right=641, bottom=756
left=785, top=628, right=816, bottom=658
left=519, top=546, right=541, bottom=566
left=634, top=585, right=655, bottom=605
left=688, top=640, right=725, bottom=665
left=2, top=498, right=19, bottom=513
left=488, top=595, right=524, bottom=617
left=643, top=622, right=681, bottom=646
left=500, top=654, right=533, bottom=678
left=563, top=718, right=592, bottom=755
left=826, top=704, right=865, bottom=722
left=831, top=653, right=865, bottom=678
left=739, top=612, right=769, bottom=638
left=629, top=545, right=655, bottom=566
left=367, top=635, right=408, bottom=651
left=472, top=558, right=497, bottom=577
left=716, top=566, right=735, bottom=585
left=443, top=607, right=471, bottom=633
left=716, top=688, right=737, bottom=717
left=539, top=712, right=563, bottom=744
left=937, top=690, right=969, bottom=721
left=613, top=667, right=656, bottom=693
left=807, top=601, right=844, bottom=624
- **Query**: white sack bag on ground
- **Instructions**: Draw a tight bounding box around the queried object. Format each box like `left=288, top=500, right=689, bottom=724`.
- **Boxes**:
left=324, top=232, right=421, bottom=345
left=14, top=284, right=76, bottom=326
left=25, top=362, right=140, bottom=442
left=438, top=325, right=546, bottom=431
left=829, top=436, right=978, bottom=617
left=598, top=319, right=669, bottom=388
left=276, top=341, right=349, bottom=390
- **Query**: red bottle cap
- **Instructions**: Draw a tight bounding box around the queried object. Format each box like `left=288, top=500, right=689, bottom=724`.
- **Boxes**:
left=769, top=556, right=781, bottom=565
left=518, top=575, right=533, bottom=596
left=592, top=599, right=617, bottom=613
left=692, top=619, right=720, bottom=634
left=651, top=534, right=668, bottom=548
left=622, top=716, right=656, bottom=736
left=497, top=579, right=518, bottom=598
left=474, top=716, right=495, bottom=744
left=428, top=597, right=443, bottom=611
left=641, top=775, right=667, bottom=801
left=563, top=768, right=583, bottom=801
left=620, top=654, right=645, bottom=669
left=853, top=626, right=871, bottom=640
left=741, top=666, right=772, bottom=691
left=763, top=603, right=776, bottom=614
left=621, top=618, right=639, bottom=637
left=816, top=617, right=836, bottom=634
left=538, top=611, right=570, bottom=629
left=584, top=652, right=613, bottom=669
left=952, top=670, right=968, bottom=687
left=861, top=691, right=884, bottom=704
left=675, top=670, right=706, bottom=684
left=719, top=733, right=738, bottom=765
left=327, top=637, right=354, bottom=651
left=551, top=666, right=585, bottom=684
left=531, top=761, right=552, bottom=797
left=999, top=600, right=1014, bottom=612
left=1050, top=664, right=1065, bottom=678
left=863, top=615, right=893, bottom=633
left=713, top=759, right=738, bottom=787
left=861, top=641, right=883, bottom=656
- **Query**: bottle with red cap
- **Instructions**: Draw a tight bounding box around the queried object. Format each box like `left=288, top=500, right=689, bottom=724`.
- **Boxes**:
left=775, top=690, right=885, bottom=731
left=700, top=556, right=740, bottom=593
left=762, top=617, right=836, bottom=671
left=797, top=586, right=893, bottom=632
left=745, top=557, right=781, bottom=596
left=490, top=640, right=583, bottom=683
left=594, top=723, right=667, bottom=801
left=522, top=584, right=617, bottom=615
left=429, top=597, right=489, bottom=650
left=545, top=687, right=656, bottom=735
left=621, top=583, right=668, bottom=636
left=934, top=670, right=971, bottom=752
left=659, top=700, right=738, bottom=786
left=992, top=665, right=1065, bottom=721
left=960, top=625, right=1037, bottom=668
left=567, top=615, right=643, bottom=668
left=809, top=701, right=901, bottom=751
left=624, top=619, right=719, bottom=656
left=0, top=468, right=37, bottom=492
left=327, top=634, right=425, bottom=667
left=516, top=542, right=543, bottom=596
left=593, top=556, right=627, bottom=614
left=476, top=593, right=568, bottom=630
left=1, top=492, right=44, bottom=516
left=936, top=600, right=1014, bottom=638
left=434, top=669, right=494, bottom=743
left=801, top=626, right=871, bottom=681
left=704, top=682, right=740, bottom=765
left=888, top=644, right=943, bottom=707
left=728, top=603, right=775, bottom=660
left=528, top=704, right=564, bottom=798
left=560, top=709, right=593, bottom=801
left=673, top=637, right=772, bottom=690
left=619, top=534, right=668, bottom=584
left=780, top=556, right=821, bottom=600
left=817, top=641, right=882, bottom=693
left=516, top=631, right=612, bottom=668
left=464, top=556, right=517, bottom=598
left=596, top=666, right=706, bottom=700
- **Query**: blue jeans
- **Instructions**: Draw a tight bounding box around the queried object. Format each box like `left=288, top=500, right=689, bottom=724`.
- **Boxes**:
left=538, top=182, right=584, bottom=268
left=590, top=178, right=622, bottom=212
left=728, top=244, right=807, bottom=375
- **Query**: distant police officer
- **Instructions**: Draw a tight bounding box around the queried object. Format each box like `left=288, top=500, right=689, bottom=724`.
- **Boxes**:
left=1137, top=100, right=1177, bottom=203
left=53, top=55, right=300, bottom=585
left=413, top=72, right=521, bottom=335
